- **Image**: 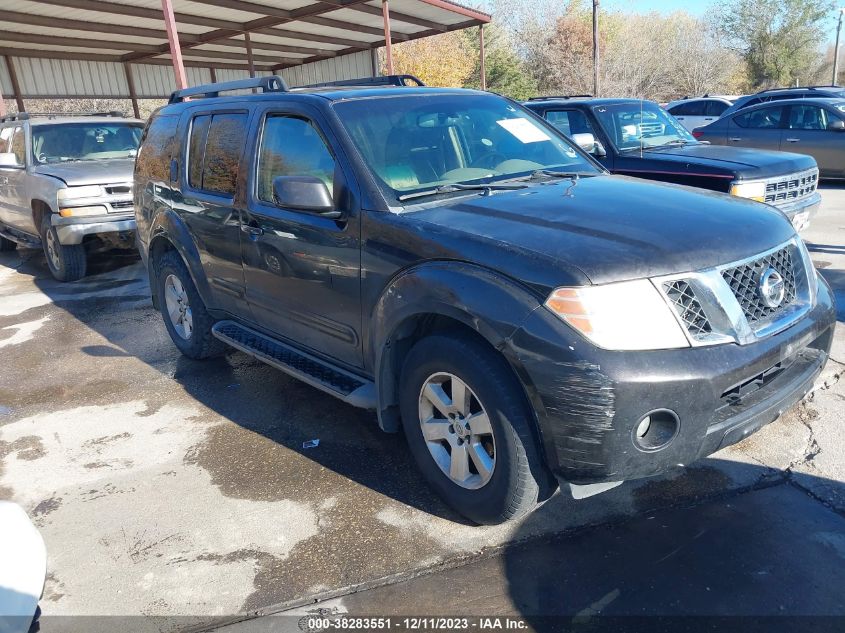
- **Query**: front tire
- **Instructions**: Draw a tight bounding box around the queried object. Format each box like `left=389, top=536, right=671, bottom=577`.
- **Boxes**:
left=400, top=334, right=550, bottom=525
left=155, top=249, right=224, bottom=359
left=41, top=216, right=86, bottom=282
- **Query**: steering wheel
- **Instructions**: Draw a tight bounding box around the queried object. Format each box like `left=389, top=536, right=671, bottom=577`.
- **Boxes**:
left=470, top=152, right=507, bottom=169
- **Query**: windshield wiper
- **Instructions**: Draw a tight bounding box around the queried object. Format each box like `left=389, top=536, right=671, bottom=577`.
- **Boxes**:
left=398, top=182, right=528, bottom=202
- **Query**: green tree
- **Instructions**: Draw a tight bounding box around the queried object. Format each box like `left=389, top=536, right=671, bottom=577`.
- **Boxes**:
left=462, top=25, right=538, bottom=100
left=716, top=0, right=834, bottom=88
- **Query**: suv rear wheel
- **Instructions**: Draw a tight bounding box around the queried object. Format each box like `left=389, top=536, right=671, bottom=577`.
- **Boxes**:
left=400, top=334, right=549, bottom=524
left=41, top=216, right=86, bottom=282
left=156, top=250, right=224, bottom=359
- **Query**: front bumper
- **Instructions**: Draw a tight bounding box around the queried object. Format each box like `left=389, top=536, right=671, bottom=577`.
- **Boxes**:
left=51, top=214, right=136, bottom=245
left=509, top=275, right=836, bottom=485
left=773, top=191, right=821, bottom=232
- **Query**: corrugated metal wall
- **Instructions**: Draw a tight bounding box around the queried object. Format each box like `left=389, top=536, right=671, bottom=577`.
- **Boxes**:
left=1, top=50, right=375, bottom=100
left=279, top=50, right=375, bottom=87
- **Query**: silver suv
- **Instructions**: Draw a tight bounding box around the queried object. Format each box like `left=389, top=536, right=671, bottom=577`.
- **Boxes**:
left=0, top=112, right=143, bottom=281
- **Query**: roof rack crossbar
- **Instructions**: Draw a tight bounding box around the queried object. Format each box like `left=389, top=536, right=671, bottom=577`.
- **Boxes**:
left=528, top=94, right=593, bottom=101
left=169, top=76, right=289, bottom=103
left=754, top=85, right=844, bottom=95
left=300, top=74, right=425, bottom=88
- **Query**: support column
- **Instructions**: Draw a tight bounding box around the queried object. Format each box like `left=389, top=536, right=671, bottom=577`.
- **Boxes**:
left=161, top=0, right=188, bottom=90
left=124, top=62, right=140, bottom=119
left=4, top=56, right=25, bottom=114
left=382, top=0, right=394, bottom=75
left=245, top=32, right=256, bottom=78
left=479, top=25, right=487, bottom=91
left=209, top=67, right=217, bottom=83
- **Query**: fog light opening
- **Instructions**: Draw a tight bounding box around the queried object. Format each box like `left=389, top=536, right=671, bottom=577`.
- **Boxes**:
left=633, top=409, right=679, bottom=451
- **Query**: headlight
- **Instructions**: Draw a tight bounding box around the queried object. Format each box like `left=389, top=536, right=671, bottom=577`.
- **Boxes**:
left=730, top=181, right=766, bottom=203
left=57, top=185, right=104, bottom=201
left=544, top=280, right=690, bottom=351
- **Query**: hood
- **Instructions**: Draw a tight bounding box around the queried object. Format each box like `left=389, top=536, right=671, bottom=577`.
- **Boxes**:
left=630, top=144, right=816, bottom=180
left=32, top=158, right=135, bottom=186
left=407, top=175, right=795, bottom=287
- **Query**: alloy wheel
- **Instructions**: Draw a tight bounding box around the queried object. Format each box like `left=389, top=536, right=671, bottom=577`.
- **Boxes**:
left=164, top=274, right=194, bottom=340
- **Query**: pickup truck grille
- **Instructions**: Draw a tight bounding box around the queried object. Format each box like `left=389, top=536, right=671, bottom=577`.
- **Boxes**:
left=721, top=245, right=797, bottom=325
left=763, top=168, right=818, bottom=205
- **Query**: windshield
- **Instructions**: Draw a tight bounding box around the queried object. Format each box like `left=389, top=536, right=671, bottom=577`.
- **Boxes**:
left=32, top=122, right=143, bottom=164
left=592, top=102, right=696, bottom=151
left=333, top=94, right=600, bottom=203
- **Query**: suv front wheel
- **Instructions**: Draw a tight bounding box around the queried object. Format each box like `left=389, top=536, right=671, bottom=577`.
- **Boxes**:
left=400, top=334, right=551, bottom=524
left=41, top=216, right=86, bottom=282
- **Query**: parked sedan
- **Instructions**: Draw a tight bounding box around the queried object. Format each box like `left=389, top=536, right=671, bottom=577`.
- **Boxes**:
left=665, top=96, right=738, bottom=132
left=694, top=98, right=845, bottom=180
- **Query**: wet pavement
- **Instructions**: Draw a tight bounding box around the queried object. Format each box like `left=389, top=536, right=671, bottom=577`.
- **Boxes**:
left=0, top=188, right=843, bottom=632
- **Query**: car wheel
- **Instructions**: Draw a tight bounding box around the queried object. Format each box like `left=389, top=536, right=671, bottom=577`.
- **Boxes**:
left=40, top=216, right=86, bottom=282
left=156, top=249, right=224, bottom=359
left=399, top=334, right=550, bottom=524
left=0, top=235, right=17, bottom=252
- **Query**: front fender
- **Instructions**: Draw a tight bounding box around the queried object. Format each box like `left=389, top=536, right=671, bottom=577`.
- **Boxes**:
left=371, top=261, right=543, bottom=431
left=147, top=209, right=214, bottom=311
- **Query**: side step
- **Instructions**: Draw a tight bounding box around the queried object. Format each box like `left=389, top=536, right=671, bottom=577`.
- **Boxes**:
left=211, top=320, right=376, bottom=410
left=0, top=226, right=41, bottom=249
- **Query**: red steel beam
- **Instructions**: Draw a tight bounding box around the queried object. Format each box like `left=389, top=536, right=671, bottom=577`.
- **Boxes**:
left=161, top=0, right=188, bottom=90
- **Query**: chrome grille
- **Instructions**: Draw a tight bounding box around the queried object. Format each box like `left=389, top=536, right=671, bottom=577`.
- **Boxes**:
left=721, top=246, right=796, bottom=325
left=764, top=168, right=818, bottom=205
left=663, top=280, right=712, bottom=339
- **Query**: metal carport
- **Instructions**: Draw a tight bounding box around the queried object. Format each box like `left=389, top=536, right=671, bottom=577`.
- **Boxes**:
left=0, top=0, right=491, bottom=117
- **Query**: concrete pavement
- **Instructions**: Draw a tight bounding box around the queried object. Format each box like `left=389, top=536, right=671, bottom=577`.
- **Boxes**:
left=0, top=187, right=842, bottom=632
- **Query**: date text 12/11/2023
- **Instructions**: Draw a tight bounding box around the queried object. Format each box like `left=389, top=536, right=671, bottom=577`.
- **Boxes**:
left=303, top=617, right=530, bottom=631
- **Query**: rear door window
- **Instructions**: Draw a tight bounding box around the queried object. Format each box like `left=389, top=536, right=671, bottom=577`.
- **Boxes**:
left=733, top=106, right=784, bottom=129
left=188, top=112, right=248, bottom=196
left=669, top=101, right=705, bottom=116
left=787, top=105, right=830, bottom=130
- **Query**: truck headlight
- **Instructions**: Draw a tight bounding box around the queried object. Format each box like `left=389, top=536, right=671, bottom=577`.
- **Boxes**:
left=57, top=185, right=104, bottom=201
left=730, top=181, right=766, bottom=203
left=544, top=280, right=690, bottom=351
left=58, top=205, right=108, bottom=217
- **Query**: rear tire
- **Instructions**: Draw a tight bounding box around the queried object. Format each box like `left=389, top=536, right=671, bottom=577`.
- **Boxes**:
left=40, top=216, right=86, bottom=282
left=156, top=249, right=225, bottom=359
left=399, top=334, right=550, bottom=525
left=0, top=235, right=16, bottom=252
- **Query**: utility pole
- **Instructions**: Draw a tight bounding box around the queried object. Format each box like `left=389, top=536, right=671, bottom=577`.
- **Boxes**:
left=834, top=9, right=845, bottom=86
left=593, top=0, right=600, bottom=97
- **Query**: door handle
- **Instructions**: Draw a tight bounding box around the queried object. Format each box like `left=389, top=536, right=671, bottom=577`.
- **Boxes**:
left=241, top=224, right=264, bottom=238
left=729, top=137, right=742, bottom=142
left=785, top=138, right=800, bottom=143
left=704, top=117, right=713, bottom=121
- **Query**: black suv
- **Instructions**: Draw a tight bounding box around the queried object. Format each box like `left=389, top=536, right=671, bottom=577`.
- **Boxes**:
left=720, top=85, right=845, bottom=119
left=135, top=76, right=835, bottom=524
left=523, top=97, right=821, bottom=232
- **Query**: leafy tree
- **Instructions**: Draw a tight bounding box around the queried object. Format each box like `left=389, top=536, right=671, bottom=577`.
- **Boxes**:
left=716, top=0, right=835, bottom=88
left=462, top=25, right=538, bottom=100
left=384, top=31, right=475, bottom=87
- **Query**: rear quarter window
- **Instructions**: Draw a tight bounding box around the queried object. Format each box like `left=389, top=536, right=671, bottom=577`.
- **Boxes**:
left=135, top=114, right=179, bottom=183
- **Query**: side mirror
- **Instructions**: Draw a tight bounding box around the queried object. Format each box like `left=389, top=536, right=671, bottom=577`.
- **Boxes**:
left=571, top=132, right=597, bottom=153
left=0, top=152, right=22, bottom=168
left=592, top=140, right=607, bottom=157
left=828, top=119, right=845, bottom=132
left=272, top=176, right=340, bottom=218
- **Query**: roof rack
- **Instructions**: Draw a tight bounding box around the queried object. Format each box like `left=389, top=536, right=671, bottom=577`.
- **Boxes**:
left=169, top=76, right=289, bottom=103
left=1, top=111, right=125, bottom=123
left=528, top=94, right=593, bottom=101
left=302, top=74, right=425, bottom=88
left=754, top=85, right=844, bottom=95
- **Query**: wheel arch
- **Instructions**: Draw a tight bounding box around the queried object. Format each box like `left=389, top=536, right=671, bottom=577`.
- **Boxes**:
left=146, top=210, right=213, bottom=311
left=371, top=262, right=545, bottom=436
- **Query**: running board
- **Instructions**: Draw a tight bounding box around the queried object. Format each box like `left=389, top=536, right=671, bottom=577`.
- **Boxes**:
left=0, top=227, right=40, bottom=249
left=211, top=320, right=376, bottom=410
